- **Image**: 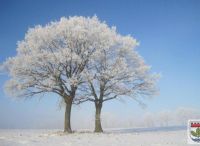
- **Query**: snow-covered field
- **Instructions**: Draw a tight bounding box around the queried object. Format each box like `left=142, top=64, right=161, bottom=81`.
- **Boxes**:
left=0, top=127, right=188, bottom=146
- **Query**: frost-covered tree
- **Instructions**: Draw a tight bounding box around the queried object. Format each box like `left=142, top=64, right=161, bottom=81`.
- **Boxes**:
left=158, top=110, right=171, bottom=127
left=175, top=107, right=200, bottom=125
left=143, top=112, right=155, bottom=128
left=1, top=16, right=118, bottom=133
left=77, top=30, right=159, bottom=132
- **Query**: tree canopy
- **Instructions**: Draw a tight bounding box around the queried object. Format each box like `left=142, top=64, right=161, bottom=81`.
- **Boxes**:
left=1, top=16, right=158, bottom=132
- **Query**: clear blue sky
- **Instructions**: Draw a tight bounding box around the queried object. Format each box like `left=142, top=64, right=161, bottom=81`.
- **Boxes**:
left=0, top=0, right=200, bottom=128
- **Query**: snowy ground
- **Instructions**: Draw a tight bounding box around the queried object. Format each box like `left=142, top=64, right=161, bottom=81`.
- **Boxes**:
left=0, top=127, right=189, bottom=146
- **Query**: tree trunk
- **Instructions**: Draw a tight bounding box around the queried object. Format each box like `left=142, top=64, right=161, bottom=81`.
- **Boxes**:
left=64, top=102, right=72, bottom=133
left=94, top=102, right=103, bottom=132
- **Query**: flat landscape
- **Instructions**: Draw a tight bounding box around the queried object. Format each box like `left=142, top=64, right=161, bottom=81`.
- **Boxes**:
left=0, top=127, right=188, bottom=146
left=0, top=1, right=199, bottom=146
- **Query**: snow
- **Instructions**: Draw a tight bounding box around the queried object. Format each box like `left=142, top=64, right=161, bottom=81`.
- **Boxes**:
left=0, top=127, right=188, bottom=146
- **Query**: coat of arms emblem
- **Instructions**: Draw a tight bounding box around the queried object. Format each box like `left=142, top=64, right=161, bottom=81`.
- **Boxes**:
left=188, top=120, right=200, bottom=144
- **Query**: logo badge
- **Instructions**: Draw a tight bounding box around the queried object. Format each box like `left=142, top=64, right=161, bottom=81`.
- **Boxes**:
left=188, top=120, right=200, bottom=144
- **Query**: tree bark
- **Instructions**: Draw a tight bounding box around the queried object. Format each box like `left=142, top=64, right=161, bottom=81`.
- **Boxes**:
left=64, top=101, right=72, bottom=133
left=94, top=102, right=103, bottom=132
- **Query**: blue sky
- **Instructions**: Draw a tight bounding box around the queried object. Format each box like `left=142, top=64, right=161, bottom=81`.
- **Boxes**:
left=0, top=0, right=200, bottom=129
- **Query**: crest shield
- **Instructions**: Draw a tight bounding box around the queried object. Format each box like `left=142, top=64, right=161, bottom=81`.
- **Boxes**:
left=188, top=120, right=200, bottom=144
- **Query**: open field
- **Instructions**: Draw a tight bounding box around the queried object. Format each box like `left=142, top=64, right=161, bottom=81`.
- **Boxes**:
left=0, top=127, right=188, bottom=146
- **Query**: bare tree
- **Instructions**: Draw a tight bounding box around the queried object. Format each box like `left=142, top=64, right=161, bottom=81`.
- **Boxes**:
left=1, top=16, right=117, bottom=133
left=76, top=31, right=159, bottom=132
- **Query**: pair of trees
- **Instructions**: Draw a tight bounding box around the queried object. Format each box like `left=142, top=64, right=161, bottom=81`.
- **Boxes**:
left=2, top=16, right=158, bottom=133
